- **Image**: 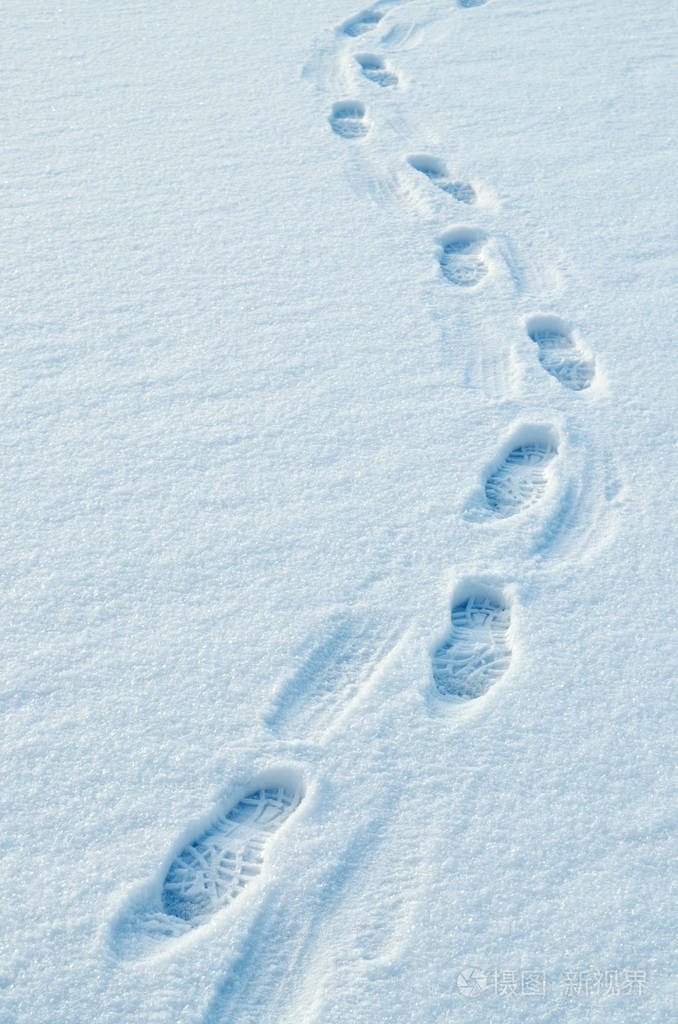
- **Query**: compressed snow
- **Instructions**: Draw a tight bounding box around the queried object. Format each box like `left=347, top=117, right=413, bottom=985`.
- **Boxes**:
left=1, top=0, right=676, bottom=1022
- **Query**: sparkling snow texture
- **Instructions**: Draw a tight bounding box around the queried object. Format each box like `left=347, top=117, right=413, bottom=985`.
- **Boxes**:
left=1, top=0, right=676, bottom=1022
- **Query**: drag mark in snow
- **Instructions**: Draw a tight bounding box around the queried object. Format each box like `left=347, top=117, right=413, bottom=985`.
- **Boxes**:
left=329, top=100, right=370, bottom=139
left=341, top=10, right=384, bottom=37
left=408, top=155, right=476, bottom=204
left=438, top=227, right=488, bottom=286
left=484, top=429, right=558, bottom=518
left=432, top=587, right=511, bottom=700
left=355, top=52, right=399, bottom=87
left=526, top=314, right=595, bottom=391
left=111, top=782, right=302, bottom=959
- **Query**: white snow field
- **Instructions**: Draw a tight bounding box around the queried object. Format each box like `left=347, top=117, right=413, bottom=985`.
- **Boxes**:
left=1, top=0, right=676, bottom=1021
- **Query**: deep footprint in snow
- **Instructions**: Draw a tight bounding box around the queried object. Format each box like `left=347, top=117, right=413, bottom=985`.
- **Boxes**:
left=408, top=156, right=476, bottom=204
left=112, top=782, right=302, bottom=958
left=355, top=53, right=398, bottom=87
left=484, top=432, right=558, bottom=518
left=329, top=101, right=370, bottom=139
left=457, top=0, right=488, bottom=8
left=526, top=315, right=595, bottom=391
left=341, top=10, right=384, bottom=36
left=162, top=786, right=301, bottom=924
left=433, top=589, right=511, bottom=700
left=438, top=228, right=488, bottom=286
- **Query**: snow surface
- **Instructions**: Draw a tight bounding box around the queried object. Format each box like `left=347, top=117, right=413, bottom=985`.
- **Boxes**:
left=2, top=0, right=677, bottom=1021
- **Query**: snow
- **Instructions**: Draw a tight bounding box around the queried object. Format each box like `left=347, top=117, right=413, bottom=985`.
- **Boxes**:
left=1, top=0, right=676, bottom=1021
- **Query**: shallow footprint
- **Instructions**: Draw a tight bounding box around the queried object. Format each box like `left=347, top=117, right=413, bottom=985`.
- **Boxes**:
left=433, top=587, right=511, bottom=700
left=408, top=155, right=476, bottom=204
left=355, top=53, right=398, bottom=87
left=438, top=227, right=488, bottom=286
left=484, top=430, right=558, bottom=518
left=267, top=616, right=400, bottom=740
left=341, top=10, right=384, bottom=36
left=112, top=781, right=302, bottom=958
left=526, top=314, right=595, bottom=391
left=329, top=100, right=370, bottom=139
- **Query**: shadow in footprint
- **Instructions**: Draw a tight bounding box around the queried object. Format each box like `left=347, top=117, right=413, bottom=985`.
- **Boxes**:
left=329, top=100, right=370, bottom=139
left=526, top=314, right=595, bottom=391
left=433, top=584, right=511, bottom=701
left=438, top=227, right=488, bottom=286
left=355, top=53, right=398, bottom=87
left=341, top=10, right=384, bottom=37
left=408, top=155, right=476, bottom=204
left=111, top=776, right=303, bottom=960
left=484, top=428, right=559, bottom=519
left=458, top=0, right=488, bottom=8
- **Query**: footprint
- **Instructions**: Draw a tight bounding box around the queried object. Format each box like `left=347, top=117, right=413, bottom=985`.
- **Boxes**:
left=526, top=314, right=595, bottom=391
left=432, top=586, right=511, bottom=700
left=355, top=53, right=398, bottom=87
left=341, top=10, right=384, bottom=36
left=457, top=0, right=488, bottom=7
left=162, top=786, right=301, bottom=923
left=438, top=227, right=488, bottom=286
left=408, top=155, right=476, bottom=204
left=329, top=100, right=370, bottom=139
left=112, top=779, right=302, bottom=958
left=484, top=429, right=559, bottom=518
left=267, top=616, right=401, bottom=740
left=379, top=20, right=422, bottom=49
